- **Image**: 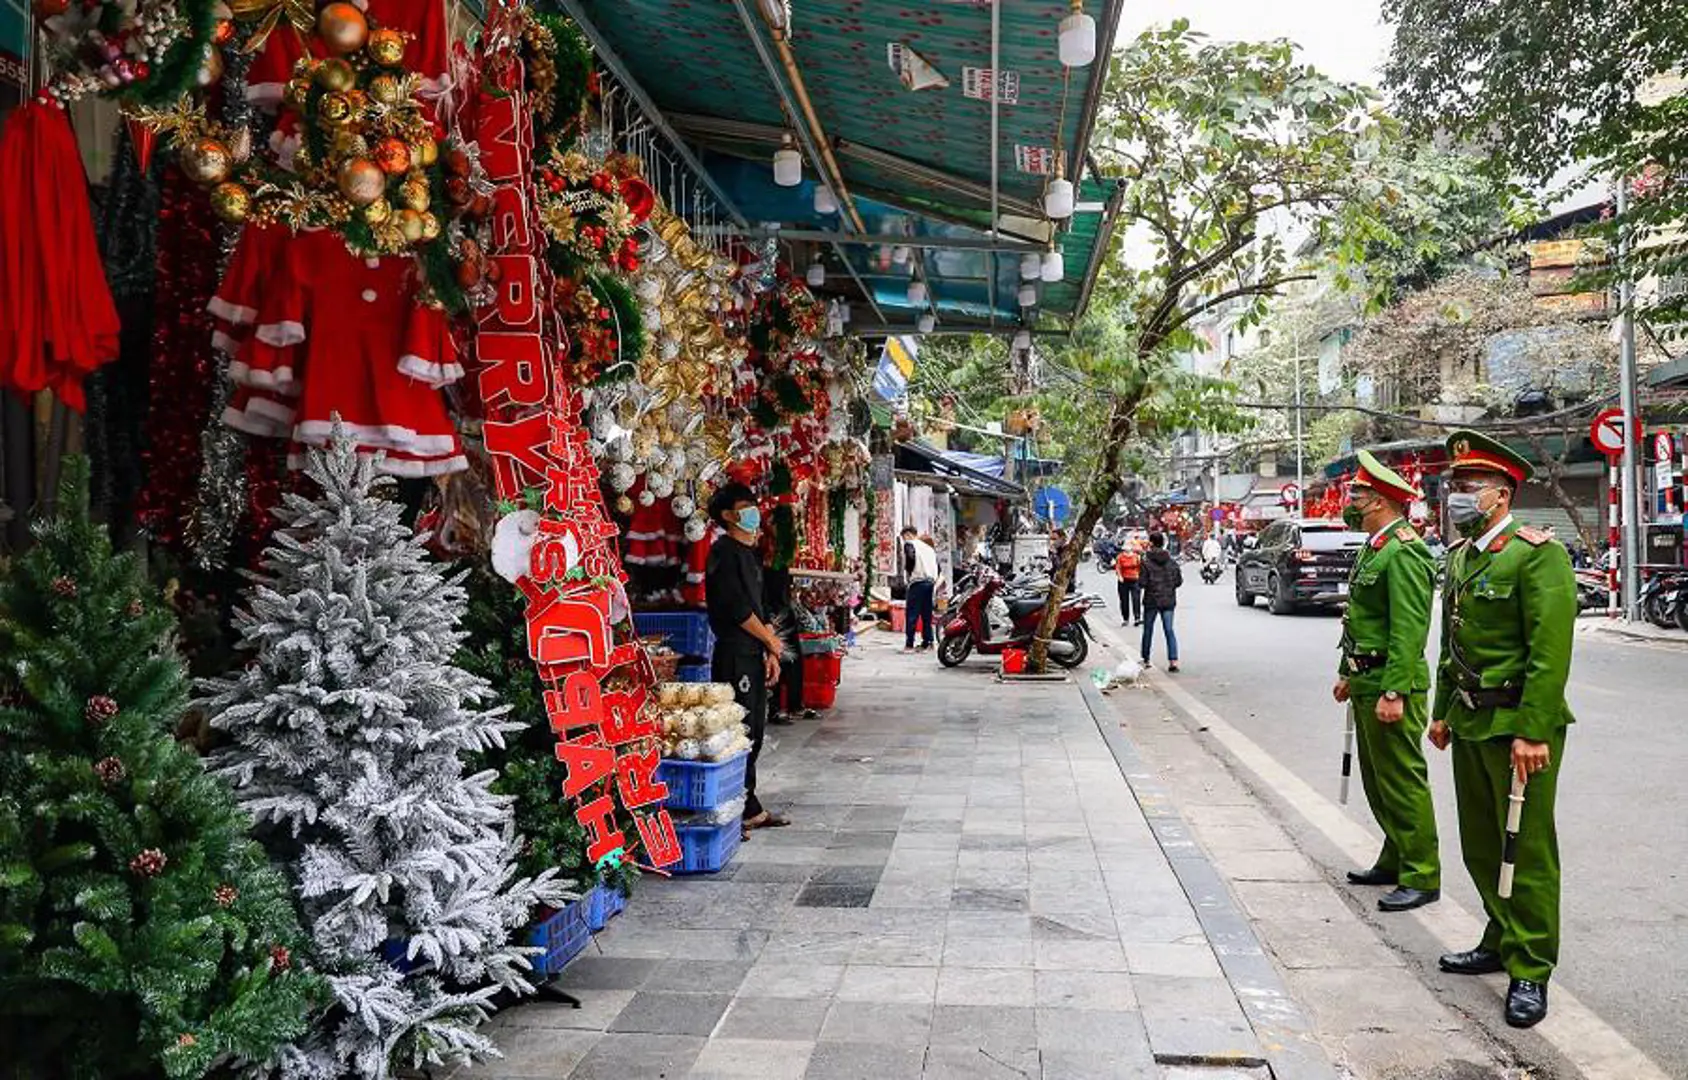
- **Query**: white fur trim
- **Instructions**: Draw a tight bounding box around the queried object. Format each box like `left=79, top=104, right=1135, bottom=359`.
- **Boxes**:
left=246, top=81, right=284, bottom=108
left=211, top=329, right=242, bottom=355
left=227, top=360, right=300, bottom=395
left=207, top=296, right=257, bottom=325
left=290, top=419, right=460, bottom=457
left=245, top=396, right=298, bottom=427
left=397, top=354, right=466, bottom=388
left=289, top=450, right=468, bottom=478
left=255, top=321, right=306, bottom=348
left=222, top=405, right=290, bottom=438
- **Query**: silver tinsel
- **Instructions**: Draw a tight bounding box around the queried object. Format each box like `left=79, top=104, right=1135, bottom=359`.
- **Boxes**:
left=186, top=47, right=256, bottom=569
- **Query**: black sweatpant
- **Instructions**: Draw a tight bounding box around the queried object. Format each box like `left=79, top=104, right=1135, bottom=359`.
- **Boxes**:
left=714, top=645, right=769, bottom=818
left=1117, top=580, right=1141, bottom=623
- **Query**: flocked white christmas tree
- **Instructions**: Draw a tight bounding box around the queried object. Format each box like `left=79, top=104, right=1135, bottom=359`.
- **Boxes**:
left=198, top=429, right=568, bottom=1080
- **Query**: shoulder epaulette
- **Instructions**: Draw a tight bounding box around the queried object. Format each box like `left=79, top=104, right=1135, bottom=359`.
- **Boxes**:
left=1515, top=526, right=1551, bottom=546
left=1394, top=525, right=1419, bottom=544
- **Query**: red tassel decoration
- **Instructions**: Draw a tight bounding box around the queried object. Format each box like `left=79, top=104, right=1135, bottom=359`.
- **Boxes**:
left=0, top=98, right=122, bottom=411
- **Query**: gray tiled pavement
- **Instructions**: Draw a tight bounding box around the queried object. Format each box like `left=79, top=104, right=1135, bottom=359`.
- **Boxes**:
left=456, top=634, right=1332, bottom=1079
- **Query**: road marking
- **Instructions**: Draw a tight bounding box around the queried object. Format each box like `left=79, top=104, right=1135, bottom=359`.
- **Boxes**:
left=1146, top=669, right=1673, bottom=1080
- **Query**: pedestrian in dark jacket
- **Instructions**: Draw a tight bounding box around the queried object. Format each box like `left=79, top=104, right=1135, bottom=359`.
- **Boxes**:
left=1139, top=532, right=1182, bottom=672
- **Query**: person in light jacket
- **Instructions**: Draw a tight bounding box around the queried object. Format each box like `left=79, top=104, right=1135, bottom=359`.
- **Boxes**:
left=1139, top=532, right=1182, bottom=672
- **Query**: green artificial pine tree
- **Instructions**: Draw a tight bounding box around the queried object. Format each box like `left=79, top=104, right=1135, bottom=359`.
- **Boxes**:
left=0, top=459, right=323, bottom=1080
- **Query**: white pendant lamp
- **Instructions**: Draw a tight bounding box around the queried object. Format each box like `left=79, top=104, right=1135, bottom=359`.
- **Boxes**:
left=1018, top=283, right=1037, bottom=307
left=892, top=244, right=911, bottom=265
left=1013, top=329, right=1032, bottom=350
left=1019, top=253, right=1041, bottom=280
left=758, top=0, right=789, bottom=33
left=806, top=260, right=826, bottom=287
left=772, top=133, right=802, bottom=187
left=907, top=279, right=928, bottom=306
left=814, top=185, right=838, bottom=214
left=1041, top=248, right=1065, bottom=282
left=1059, top=0, right=1097, bottom=68
left=918, top=313, right=935, bottom=334
left=1044, top=165, right=1075, bottom=221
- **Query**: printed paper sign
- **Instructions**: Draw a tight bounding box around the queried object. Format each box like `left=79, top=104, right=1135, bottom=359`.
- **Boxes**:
left=1015, top=145, right=1054, bottom=175
left=962, top=66, right=1018, bottom=104
left=887, top=43, right=949, bottom=91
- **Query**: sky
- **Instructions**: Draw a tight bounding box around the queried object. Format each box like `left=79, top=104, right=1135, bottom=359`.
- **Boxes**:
left=1113, top=0, right=1393, bottom=89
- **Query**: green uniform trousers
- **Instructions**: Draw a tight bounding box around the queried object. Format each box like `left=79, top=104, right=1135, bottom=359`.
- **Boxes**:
left=1452, top=728, right=1565, bottom=982
left=1351, top=690, right=1439, bottom=890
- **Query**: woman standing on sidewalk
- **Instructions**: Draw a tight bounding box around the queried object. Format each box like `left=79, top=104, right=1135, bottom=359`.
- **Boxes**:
left=1139, top=532, right=1182, bottom=672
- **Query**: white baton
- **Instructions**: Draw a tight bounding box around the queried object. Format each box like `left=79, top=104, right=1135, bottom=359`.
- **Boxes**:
left=1339, top=703, right=1356, bottom=805
left=1498, top=773, right=1527, bottom=899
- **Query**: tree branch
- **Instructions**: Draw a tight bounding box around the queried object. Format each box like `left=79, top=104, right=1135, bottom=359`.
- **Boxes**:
left=1162, top=274, right=1318, bottom=339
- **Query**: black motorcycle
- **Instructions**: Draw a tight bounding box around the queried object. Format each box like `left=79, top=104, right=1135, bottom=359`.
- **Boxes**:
left=1200, top=558, right=1223, bottom=585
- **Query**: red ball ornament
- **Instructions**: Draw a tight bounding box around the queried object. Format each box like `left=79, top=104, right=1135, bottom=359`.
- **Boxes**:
left=373, top=137, right=411, bottom=175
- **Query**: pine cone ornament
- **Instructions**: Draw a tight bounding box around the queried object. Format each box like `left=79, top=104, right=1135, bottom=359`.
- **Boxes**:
left=214, top=884, right=239, bottom=908
left=176, top=1033, right=197, bottom=1049
left=84, top=695, right=119, bottom=724
left=126, top=598, right=144, bottom=618
left=94, top=756, right=126, bottom=786
left=129, top=848, right=168, bottom=877
left=50, top=575, right=77, bottom=597
left=269, top=945, right=292, bottom=971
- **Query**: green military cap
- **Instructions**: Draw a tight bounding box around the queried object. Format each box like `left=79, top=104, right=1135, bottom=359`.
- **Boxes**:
left=1352, top=449, right=1423, bottom=503
left=1445, top=429, right=1533, bottom=486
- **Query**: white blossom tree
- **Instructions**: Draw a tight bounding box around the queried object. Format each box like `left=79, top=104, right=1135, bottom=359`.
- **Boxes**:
left=198, top=430, right=568, bottom=1080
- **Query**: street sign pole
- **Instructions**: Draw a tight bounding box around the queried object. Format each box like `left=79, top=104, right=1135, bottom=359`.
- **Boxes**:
left=1618, top=182, right=1645, bottom=621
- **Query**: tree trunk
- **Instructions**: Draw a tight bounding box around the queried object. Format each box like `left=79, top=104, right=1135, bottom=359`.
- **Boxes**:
left=1028, top=405, right=1131, bottom=672
left=1526, top=431, right=1596, bottom=553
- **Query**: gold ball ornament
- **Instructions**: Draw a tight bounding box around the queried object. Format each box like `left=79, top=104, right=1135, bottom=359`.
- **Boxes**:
left=419, top=212, right=441, bottom=240
left=374, top=222, right=407, bottom=252
left=316, top=2, right=369, bottom=56
left=196, top=46, right=224, bottom=88
left=285, top=76, right=312, bottom=110
left=368, top=74, right=405, bottom=105
left=373, top=137, right=411, bottom=175
left=318, top=92, right=354, bottom=127
left=413, top=138, right=438, bottom=167
left=337, top=158, right=387, bottom=207
left=395, top=209, right=425, bottom=244
left=615, top=495, right=635, bottom=515
left=363, top=197, right=392, bottom=225
left=367, top=28, right=407, bottom=67
left=316, top=57, right=357, bottom=92
left=398, top=175, right=430, bottom=211
left=183, top=139, right=233, bottom=185
left=210, top=182, right=251, bottom=223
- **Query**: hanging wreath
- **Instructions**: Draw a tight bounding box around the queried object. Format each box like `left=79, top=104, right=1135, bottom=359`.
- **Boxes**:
left=537, top=151, right=654, bottom=279
left=554, top=272, right=645, bottom=386
left=524, top=10, right=595, bottom=155
left=36, top=0, right=226, bottom=107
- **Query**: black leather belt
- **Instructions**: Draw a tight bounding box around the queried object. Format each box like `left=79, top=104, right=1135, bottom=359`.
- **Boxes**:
left=1344, top=654, right=1385, bottom=673
left=1456, top=685, right=1522, bottom=710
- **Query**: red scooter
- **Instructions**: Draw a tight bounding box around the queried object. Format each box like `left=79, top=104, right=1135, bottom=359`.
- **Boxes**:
left=937, top=564, right=1095, bottom=669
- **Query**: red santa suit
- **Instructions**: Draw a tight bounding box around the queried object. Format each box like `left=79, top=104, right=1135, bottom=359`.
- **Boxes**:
left=231, top=229, right=465, bottom=477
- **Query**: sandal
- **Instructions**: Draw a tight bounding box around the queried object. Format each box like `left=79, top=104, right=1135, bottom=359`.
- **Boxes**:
left=743, top=811, right=791, bottom=831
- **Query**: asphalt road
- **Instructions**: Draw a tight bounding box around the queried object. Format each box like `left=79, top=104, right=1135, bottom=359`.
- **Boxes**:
left=1074, top=556, right=1688, bottom=1079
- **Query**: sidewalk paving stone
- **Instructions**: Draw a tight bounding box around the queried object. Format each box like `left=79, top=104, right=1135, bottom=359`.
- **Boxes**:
left=452, top=637, right=1340, bottom=1079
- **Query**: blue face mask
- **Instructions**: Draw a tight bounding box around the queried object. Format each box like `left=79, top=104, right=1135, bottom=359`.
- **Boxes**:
left=735, top=506, right=762, bottom=533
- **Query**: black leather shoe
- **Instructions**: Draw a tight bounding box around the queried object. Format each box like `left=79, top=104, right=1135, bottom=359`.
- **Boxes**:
left=1378, top=886, right=1440, bottom=912
left=1438, top=947, right=1505, bottom=975
left=1346, top=866, right=1397, bottom=886
left=1505, top=979, right=1548, bottom=1028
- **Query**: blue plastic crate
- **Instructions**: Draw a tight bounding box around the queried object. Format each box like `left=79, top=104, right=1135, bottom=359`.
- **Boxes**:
left=633, top=611, right=716, bottom=658
left=675, top=662, right=712, bottom=683
left=657, top=751, right=748, bottom=812
left=674, top=819, right=742, bottom=875
left=379, top=938, right=423, bottom=974
left=586, top=883, right=628, bottom=931
left=526, top=898, right=591, bottom=975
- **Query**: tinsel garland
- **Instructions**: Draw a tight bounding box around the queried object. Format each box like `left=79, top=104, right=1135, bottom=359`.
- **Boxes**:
left=134, top=170, right=222, bottom=548
left=829, top=487, right=846, bottom=568
left=186, top=47, right=257, bottom=570
left=771, top=503, right=797, bottom=571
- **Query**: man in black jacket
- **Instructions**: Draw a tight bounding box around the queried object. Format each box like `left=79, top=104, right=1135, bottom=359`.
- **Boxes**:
left=705, top=483, right=788, bottom=832
left=1139, top=532, right=1183, bottom=672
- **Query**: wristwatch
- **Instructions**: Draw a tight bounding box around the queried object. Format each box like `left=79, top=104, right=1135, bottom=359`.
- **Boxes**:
left=1382, top=690, right=1402, bottom=702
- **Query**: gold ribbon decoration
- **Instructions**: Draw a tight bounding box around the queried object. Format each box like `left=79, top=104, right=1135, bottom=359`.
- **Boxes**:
left=228, top=0, right=316, bottom=54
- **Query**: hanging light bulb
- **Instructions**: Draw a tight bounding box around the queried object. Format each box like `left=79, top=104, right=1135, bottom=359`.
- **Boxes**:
left=1018, top=283, right=1037, bottom=307
left=907, top=279, right=928, bottom=306
left=1020, top=253, right=1041, bottom=280
left=892, top=244, right=911, bottom=265
left=772, top=133, right=802, bottom=187
left=1013, top=330, right=1032, bottom=351
left=758, top=0, right=789, bottom=32
left=1041, top=247, right=1065, bottom=282
left=814, top=185, right=838, bottom=214
left=807, top=260, right=826, bottom=287
left=1059, top=0, right=1097, bottom=67
left=918, top=313, right=936, bottom=334
left=1044, top=156, right=1074, bottom=220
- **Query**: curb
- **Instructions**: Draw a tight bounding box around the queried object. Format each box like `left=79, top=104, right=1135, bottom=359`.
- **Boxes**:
left=1078, top=677, right=1343, bottom=1080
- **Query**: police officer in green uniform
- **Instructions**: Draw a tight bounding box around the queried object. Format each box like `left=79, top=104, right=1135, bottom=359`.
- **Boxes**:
left=1333, top=450, right=1441, bottom=912
left=1429, top=430, right=1576, bottom=1029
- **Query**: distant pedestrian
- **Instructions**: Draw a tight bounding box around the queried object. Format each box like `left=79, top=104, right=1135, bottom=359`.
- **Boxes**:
left=901, top=526, right=938, bottom=651
left=1139, top=533, right=1182, bottom=672
left=1114, top=544, right=1143, bottom=626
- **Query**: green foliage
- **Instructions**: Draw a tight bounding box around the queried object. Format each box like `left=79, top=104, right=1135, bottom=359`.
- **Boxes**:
left=0, top=460, right=323, bottom=1079
left=590, top=272, right=646, bottom=384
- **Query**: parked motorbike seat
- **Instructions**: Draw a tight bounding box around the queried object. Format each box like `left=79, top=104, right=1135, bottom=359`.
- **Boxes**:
left=1006, top=597, right=1046, bottom=619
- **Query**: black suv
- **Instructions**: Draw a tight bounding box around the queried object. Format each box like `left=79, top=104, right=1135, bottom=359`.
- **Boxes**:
left=1235, top=518, right=1367, bottom=615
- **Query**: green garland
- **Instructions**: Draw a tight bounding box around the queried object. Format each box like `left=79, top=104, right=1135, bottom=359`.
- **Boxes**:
left=769, top=461, right=794, bottom=497
left=590, top=271, right=645, bottom=385
left=529, top=10, right=595, bottom=159
left=772, top=504, right=798, bottom=571
left=829, top=488, right=847, bottom=567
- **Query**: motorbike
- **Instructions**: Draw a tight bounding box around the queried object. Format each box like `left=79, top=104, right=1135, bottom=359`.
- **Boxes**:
left=1639, top=569, right=1688, bottom=631
left=1200, top=557, right=1223, bottom=585
left=937, top=564, right=1097, bottom=669
left=1093, top=534, right=1120, bottom=573
left=1573, top=567, right=1612, bottom=613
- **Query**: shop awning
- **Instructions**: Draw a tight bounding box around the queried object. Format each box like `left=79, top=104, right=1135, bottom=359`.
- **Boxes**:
left=560, top=0, right=1125, bottom=337
left=895, top=441, right=1026, bottom=499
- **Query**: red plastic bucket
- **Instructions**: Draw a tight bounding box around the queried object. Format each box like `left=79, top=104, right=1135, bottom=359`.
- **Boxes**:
left=1002, top=648, right=1027, bottom=675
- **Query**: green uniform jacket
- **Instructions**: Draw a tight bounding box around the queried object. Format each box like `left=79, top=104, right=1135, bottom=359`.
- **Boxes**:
left=1339, top=521, right=1435, bottom=694
left=1433, top=521, right=1577, bottom=743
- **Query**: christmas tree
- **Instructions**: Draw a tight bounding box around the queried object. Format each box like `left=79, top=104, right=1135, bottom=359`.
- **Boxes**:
left=197, top=432, right=567, bottom=1079
left=0, top=458, right=323, bottom=1080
